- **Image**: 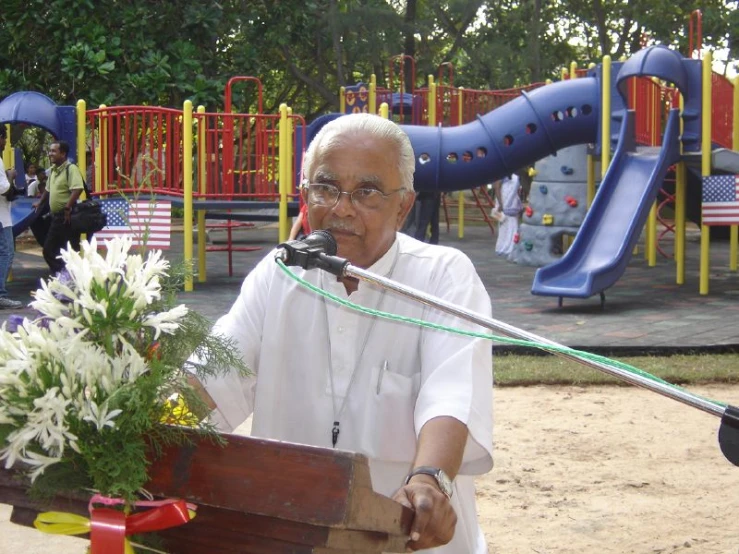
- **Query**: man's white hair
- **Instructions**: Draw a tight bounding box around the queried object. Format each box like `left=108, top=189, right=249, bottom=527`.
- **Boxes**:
left=303, top=113, right=416, bottom=191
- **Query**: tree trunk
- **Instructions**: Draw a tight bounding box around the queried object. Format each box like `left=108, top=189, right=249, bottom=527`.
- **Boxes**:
left=403, top=0, right=417, bottom=92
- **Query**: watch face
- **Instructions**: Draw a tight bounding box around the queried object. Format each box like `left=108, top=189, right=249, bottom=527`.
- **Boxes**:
left=437, top=469, right=453, bottom=498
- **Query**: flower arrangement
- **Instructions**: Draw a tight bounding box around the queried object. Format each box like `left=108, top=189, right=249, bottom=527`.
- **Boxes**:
left=0, top=236, right=247, bottom=504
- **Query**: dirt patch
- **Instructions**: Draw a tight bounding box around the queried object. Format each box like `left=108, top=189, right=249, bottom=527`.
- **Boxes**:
left=483, top=384, right=739, bottom=554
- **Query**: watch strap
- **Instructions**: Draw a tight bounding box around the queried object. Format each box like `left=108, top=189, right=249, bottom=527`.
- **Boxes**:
left=404, top=466, right=453, bottom=498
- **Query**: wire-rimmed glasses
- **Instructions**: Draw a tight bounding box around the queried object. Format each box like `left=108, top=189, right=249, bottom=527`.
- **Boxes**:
left=305, top=182, right=405, bottom=210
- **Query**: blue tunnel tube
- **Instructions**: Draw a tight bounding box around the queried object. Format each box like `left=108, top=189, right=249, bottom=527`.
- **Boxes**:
left=403, top=76, right=601, bottom=192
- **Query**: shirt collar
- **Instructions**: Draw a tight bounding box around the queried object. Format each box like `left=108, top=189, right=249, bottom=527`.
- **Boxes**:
left=51, top=160, right=70, bottom=174
left=364, top=234, right=399, bottom=277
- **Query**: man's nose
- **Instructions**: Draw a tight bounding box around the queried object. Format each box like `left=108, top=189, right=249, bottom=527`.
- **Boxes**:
left=332, top=191, right=357, bottom=215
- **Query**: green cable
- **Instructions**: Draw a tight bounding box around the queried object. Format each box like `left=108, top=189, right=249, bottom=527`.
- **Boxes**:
left=276, top=260, right=726, bottom=410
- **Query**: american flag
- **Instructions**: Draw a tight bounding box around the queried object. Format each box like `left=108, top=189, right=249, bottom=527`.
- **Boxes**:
left=702, top=175, right=739, bottom=226
left=95, top=199, right=172, bottom=249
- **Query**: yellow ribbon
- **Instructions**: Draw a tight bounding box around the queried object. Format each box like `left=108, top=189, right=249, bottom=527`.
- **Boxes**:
left=33, top=511, right=135, bottom=554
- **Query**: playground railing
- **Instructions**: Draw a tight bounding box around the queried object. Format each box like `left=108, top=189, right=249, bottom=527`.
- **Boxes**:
left=711, top=72, right=734, bottom=149
left=628, top=77, right=669, bottom=147
left=87, top=105, right=184, bottom=197
left=193, top=111, right=283, bottom=200
left=87, top=106, right=306, bottom=204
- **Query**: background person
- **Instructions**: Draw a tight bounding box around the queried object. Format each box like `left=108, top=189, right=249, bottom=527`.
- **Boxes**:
left=35, top=140, right=84, bottom=274
left=0, top=127, right=23, bottom=309
left=193, top=113, right=493, bottom=553
left=493, top=173, right=523, bottom=258
left=26, top=166, right=46, bottom=197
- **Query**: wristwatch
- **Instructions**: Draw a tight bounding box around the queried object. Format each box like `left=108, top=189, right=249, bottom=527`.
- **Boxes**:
left=404, top=466, right=453, bottom=498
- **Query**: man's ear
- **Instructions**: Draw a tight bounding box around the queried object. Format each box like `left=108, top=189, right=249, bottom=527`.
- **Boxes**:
left=396, top=190, right=416, bottom=230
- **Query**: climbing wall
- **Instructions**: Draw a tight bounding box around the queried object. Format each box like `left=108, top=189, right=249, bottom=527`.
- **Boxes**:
left=510, top=144, right=599, bottom=266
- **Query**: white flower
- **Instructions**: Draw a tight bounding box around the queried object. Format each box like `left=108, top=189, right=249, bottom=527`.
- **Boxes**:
left=83, top=400, right=123, bottom=431
left=143, top=304, right=188, bottom=339
left=23, top=451, right=63, bottom=482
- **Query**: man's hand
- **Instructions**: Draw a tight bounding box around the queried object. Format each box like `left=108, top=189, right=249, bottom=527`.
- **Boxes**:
left=64, top=206, right=72, bottom=224
left=392, top=476, right=457, bottom=551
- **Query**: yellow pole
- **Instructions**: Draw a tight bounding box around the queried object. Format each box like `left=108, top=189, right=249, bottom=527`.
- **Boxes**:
left=379, top=102, right=389, bottom=119
left=283, top=106, right=294, bottom=241
left=278, top=104, right=289, bottom=243
left=675, top=162, right=686, bottom=284
left=731, top=75, right=739, bottom=271
left=675, top=91, right=686, bottom=285
left=646, top=78, right=658, bottom=265
left=196, top=105, right=207, bottom=282
left=339, top=86, right=346, bottom=114
left=561, top=67, right=568, bottom=81
left=99, top=105, right=108, bottom=194
left=586, top=154, right=595, bottom=207
left=369, top=74, right=377, bottom=115
left=647, top=203, right=657, bottom=265
left=183, top=100, right=194, bottom=292
left=76, top=100, right=87, bottom=198
left=94, top=146, right=101, bottom=192
left=570, top=61, right=578, bottom=79
left=427, top=75, right=436, bottom=126
left=601, top=57, right=611, bottom=178
left=1, top=124, right=10, bottom=169
left=458, top=87, right=465, bottom=238
left=699, top=51, right=712, bottom=295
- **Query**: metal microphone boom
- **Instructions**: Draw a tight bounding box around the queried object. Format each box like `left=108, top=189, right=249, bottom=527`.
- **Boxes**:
left=285, top=241, right=739, bottom=467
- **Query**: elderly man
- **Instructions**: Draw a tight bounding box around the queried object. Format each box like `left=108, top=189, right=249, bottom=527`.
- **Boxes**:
left=198, top=113, right=493, bottom=553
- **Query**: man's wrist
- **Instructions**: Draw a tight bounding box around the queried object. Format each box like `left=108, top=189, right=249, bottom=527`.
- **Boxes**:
left=405, top=466, right=454, bottom=498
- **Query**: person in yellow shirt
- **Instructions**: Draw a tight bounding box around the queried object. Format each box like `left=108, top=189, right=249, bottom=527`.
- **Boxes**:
left=34, top=140, right=84, bottom=274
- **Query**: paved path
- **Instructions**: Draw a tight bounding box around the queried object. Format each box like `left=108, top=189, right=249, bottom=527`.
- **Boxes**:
left=4, top=223, right=739, bottom=354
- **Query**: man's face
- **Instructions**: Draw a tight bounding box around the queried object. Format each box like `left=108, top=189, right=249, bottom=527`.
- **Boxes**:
left=0, top=135, right=6, bottom=151
left=303, top=133, right=415, bottom=269
left=48, top=143, right=63, bottom=165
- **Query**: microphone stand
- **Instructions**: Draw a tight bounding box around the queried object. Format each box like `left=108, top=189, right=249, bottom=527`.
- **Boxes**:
left=305, top=252, right=739, bottom=467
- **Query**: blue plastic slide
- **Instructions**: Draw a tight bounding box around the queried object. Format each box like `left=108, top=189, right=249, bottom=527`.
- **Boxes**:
left=11, top=197, right=40, bottom=238
left=531, top=109, right=681, bottom=299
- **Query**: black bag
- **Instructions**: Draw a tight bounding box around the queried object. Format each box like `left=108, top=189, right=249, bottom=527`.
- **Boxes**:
left=65, top=163, right=107, bottom=234
left=2, top=183, right=22, bottom=202
left=69, top=199, right=107, bottom=234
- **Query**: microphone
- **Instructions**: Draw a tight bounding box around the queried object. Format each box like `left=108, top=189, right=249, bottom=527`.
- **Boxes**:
left=276, top=230, right=346, bottom=275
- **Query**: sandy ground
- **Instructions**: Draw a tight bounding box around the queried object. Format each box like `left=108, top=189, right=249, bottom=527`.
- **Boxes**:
left=2, top=384, right=738, bottom=554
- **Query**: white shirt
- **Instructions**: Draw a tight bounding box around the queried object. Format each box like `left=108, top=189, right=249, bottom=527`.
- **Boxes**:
left=201, top=233, right=494, bottom=553
left=26, top=179, right=39, bottom=197
left=500, top=174, right=522, bottom=215
left=0, top=159, right=12, bottom=228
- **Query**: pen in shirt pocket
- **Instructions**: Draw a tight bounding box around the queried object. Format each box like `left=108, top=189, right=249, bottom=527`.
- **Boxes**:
left=376, top=360, right=388, bottom=394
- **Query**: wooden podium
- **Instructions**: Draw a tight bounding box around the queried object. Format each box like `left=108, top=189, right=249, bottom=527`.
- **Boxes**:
left=0, top=433, right=414, bottom=553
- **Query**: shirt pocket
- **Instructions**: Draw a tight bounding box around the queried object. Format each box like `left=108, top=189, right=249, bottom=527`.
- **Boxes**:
left=358, top=363, right=421, bottom=463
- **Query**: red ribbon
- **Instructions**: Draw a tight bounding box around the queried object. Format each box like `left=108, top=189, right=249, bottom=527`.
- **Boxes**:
left=88, top=495, right=196, bottom=554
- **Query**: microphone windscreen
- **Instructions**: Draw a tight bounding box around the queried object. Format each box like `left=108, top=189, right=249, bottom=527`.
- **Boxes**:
left=305, top=230, right=338, bottom=256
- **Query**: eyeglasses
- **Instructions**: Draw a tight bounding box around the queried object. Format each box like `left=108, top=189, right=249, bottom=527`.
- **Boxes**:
left=306, top=182, right=405, bottom=210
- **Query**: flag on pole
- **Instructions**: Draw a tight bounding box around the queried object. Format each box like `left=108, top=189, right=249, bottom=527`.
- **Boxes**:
left=95, top=199, right=172, bottom=249
left=701, top=175, right=739, bottom=226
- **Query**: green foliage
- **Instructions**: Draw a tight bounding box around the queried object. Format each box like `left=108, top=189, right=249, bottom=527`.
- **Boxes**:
left=0, top=1, right=735, bottom=114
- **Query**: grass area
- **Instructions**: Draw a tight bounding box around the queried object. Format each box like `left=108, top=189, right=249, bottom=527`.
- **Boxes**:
left=494, top=353, right=739, bottom=386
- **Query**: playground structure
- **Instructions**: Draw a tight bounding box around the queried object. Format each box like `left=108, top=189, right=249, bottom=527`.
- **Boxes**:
left=0, top=15, right=737, bottom=299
